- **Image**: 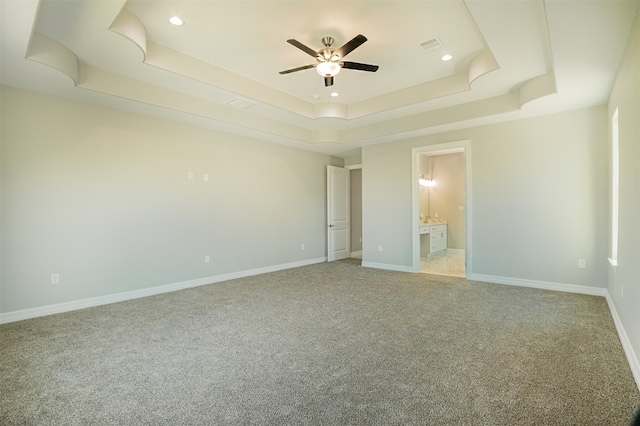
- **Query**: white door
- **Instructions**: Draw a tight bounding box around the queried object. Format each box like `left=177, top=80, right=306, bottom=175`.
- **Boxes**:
left=327, top=165, right=350, bottom=261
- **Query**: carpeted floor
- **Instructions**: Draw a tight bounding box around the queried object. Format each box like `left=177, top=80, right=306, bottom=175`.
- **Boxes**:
left=1, top=258, right=639, bottom=425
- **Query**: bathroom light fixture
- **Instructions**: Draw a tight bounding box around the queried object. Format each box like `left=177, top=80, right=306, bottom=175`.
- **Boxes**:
left=419, top=175, right=436, bottom=187
left=169, top=16, right=183, bottom=26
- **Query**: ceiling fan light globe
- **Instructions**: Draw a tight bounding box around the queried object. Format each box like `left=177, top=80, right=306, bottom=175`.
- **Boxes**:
left=316, top=62, right=341, bottom=77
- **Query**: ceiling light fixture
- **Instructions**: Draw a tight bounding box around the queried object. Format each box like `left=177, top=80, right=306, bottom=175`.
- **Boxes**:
left=441, top=54, right=453, bottom=61
left=316, top=61, right=341, bottom=77
left=169, top=16, right=183, bottom=26
left=330, top=92, right=339, bottom=97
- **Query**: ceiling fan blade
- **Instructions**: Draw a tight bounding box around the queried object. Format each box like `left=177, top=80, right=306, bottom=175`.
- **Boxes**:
left=324, top=76, right=334, bottom=87
left=341, top=61, right=379, bottom=72
left=279, top=64, right=316, bottom=75
left=335, top=34, right=367, bottom=59
left=286, top=39, right=319, bottom=58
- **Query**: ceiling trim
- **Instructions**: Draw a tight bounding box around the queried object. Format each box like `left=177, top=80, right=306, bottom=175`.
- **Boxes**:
left=24, top=28, right=558, bottom=146
left=110, top=8, right=504, bottom=122
left=7, top=0, right=634, bottom=157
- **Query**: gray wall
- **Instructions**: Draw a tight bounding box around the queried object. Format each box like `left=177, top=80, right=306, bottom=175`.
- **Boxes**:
left=607, top=9, right=640, bottom=384
left=1, top=86, right=334, bottom=314
left=362, top=106, right=608, bottom=288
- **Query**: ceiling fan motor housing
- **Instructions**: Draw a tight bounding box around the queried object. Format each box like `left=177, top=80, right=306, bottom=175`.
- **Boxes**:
left=321, top=37, right=335, bottom=47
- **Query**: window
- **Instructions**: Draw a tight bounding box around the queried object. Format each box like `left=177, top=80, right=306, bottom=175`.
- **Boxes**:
left=610, top=108, right=619, bottom=266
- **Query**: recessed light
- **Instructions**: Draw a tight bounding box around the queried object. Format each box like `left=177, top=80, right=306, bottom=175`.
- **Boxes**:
left=169, top=16, right=183, bottom=26
left=330, top=92, right=339, bottom=97
left=441, top=54, right=453, bottom=61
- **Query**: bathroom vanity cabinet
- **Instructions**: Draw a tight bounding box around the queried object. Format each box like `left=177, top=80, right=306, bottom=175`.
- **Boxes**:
left=429, top=224, right=447, bottom=256
left=419, top=222, right=448, bottom=257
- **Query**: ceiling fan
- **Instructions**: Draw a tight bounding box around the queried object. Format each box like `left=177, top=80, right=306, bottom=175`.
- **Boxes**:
left=279, top=34, right=379, bottom=87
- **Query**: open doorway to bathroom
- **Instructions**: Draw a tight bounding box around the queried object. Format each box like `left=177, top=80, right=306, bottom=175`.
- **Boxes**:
left=348, top=166, right=362, bottom=262
left=412, top=141, right=471, bottom=278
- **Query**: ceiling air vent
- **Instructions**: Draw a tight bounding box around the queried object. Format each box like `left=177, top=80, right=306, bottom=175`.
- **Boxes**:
left=420, top=38, right=442, bottom=51
left=225, top=97, right=257, bottom=110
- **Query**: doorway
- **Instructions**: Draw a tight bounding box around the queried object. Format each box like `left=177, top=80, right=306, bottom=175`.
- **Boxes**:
left=411, top=141, right=471, bottom=277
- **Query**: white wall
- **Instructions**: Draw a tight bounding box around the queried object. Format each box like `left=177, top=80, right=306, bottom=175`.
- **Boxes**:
left=0, top=87, right=334, bottom=315
left=607, top=9, right=640, bottom=385
left=363, top=106, right=608, bottom=288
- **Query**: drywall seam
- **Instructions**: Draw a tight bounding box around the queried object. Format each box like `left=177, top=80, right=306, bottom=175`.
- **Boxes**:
left=0, top=257, right=327, bottom=325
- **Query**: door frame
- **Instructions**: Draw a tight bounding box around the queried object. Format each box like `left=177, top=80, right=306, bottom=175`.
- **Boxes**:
left=411, top=140, right=472, bottom=276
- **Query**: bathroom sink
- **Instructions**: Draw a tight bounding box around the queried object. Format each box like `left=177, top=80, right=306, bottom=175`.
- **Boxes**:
left=420, top=219, right=446, bottom=225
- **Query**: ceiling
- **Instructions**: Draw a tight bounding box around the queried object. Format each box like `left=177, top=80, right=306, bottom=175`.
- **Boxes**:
left=1, top=0, right=638, bottom=158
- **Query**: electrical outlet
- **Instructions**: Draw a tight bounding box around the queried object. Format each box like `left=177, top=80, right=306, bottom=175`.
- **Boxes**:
left=204, top=255, right=210, bottom=263
left=578, top=259, right=586, bottom=269
left=434, top=212, right=439, bottom=218
left=188, top=172, right=194, bottom=180
left=50, top=273, right=60, bottom=285
left=378, top=245, right=383, bottom=252
left=359, top=237, right=362, bottom=243
left=301, top=244, right=305, bottom=250
left=203, top=173, right=209, bottom=181
left=459, top=206, right=464, bottom=211
left=621, top=283, right=624, bottom=299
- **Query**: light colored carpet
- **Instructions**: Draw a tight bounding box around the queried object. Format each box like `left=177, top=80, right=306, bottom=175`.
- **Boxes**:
left=1, top=258, right=639, bottom=425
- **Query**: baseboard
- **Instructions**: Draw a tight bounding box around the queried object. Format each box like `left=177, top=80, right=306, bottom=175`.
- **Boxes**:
left=464, top=273, right=640, bottom=390
left=350, top=250, right=362, bottom=258
left=361, top=261, right=414, bottom=273
left=467, top=273, right=608, bottom=297
left=604, top=291, right=640, bottom=392
left=0, top=257, right=327, bottom=324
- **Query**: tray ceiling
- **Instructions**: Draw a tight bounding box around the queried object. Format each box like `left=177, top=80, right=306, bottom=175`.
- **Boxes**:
left=1, top=0, right=638, bottom=157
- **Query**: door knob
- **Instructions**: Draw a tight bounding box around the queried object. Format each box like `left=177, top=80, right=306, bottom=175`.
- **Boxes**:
left=329, top=224, right=335, bottom=227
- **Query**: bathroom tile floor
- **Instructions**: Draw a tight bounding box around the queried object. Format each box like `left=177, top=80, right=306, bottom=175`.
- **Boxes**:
left=420, top=248, right=465, bottom=277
